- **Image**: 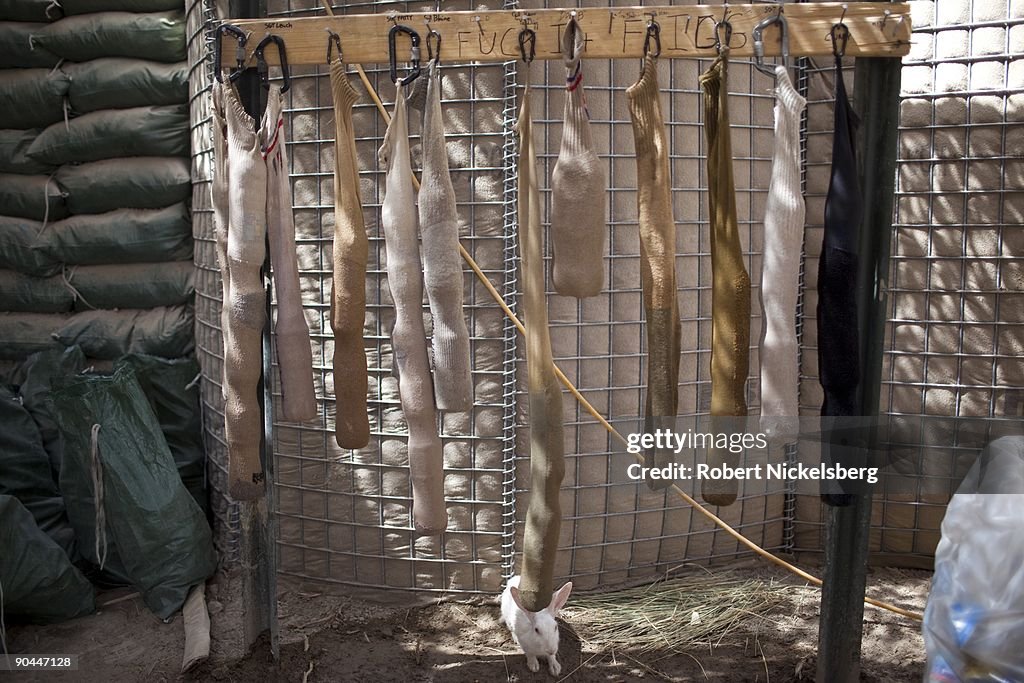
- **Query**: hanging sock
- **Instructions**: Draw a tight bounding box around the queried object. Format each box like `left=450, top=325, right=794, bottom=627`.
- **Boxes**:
left=328, top=60, right=371, bottom=449
left=759, top=66, right=806, bottom=446
left=819, top=55, right=863, bottom=507
left=700, top=47, right=752, bottom=507
left=379, top=82, right=447, bottom=535
left=627, top=54, right=681, bottom=491
left=549, top=18, right=606, bottom=298
left=416, top=61, right=473, bottom=412
left=263, top=85, right=318, bottom=423
left=213, top=80, right=268, bottom=501
left=516, top=70, right=566, bottom=614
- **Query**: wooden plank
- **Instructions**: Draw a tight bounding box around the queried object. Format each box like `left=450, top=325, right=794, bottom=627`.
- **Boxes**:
left=220, top=3, right=911, bottom=68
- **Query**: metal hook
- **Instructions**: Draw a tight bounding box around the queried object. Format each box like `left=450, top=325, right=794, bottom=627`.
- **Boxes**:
left=752, top=9, right=788, bottom=76
left=253, top=34, right=290, bottom=93
left=326, top=29, right=342, bottom=64
left=839, top=3, right=848, bottom=25
left=426, top=28, right=442, bottom=64
left=518, top=26, right=536, bottom=64
left=713, top=19, right=733, bottom=54
left=213, top=24, right=247, bottom=84
left=388, top=23, right=421, bottom=85
left=643, top=18, right=661, bottom=59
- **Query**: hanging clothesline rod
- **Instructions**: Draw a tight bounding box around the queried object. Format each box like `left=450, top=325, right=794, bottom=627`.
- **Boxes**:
left=220, top=3, right=911, bottom=67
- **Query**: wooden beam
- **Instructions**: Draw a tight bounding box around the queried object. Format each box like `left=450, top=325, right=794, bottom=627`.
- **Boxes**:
left=220, top=3, right=911, bottom=68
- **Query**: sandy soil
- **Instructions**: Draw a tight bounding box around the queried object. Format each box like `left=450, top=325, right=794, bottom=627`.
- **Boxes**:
left=5, top=564, right=930, bottom=682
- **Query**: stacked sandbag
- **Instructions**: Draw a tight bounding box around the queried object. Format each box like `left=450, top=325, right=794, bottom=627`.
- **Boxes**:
left=0, top=4, right=193, bottom=361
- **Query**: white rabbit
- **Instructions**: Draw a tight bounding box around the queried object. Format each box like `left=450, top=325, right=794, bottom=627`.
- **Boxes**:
left=500, top=575, right=574, bottom=676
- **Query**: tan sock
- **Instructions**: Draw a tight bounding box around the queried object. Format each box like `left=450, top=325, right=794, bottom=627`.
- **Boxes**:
left=700, top=50, right=751, bottom=507
left=549, top=18, right=605, bottom=298
left=328, top=61, right=371, bottom=449
left=263, top=86, right=317, bottom=423
left=627, top=55, right=681, bottom=490
left=516, top=73, right=566, bottom=614
left=417, top=62, right=473, bottom=412
left=220, top=81, right=267, bottom=501
left=379, top=84, right=446, bottom=535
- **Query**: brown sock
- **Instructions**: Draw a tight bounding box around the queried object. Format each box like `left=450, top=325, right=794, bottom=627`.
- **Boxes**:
left=627, top=55, right=681, bottom=491
left=549, top=18, right=605, bottom=298
left=328, top=60, right=370, bottom=449
left=516, top=73, right=566, bottom=614
left=700, top=50, right=751, bottom=507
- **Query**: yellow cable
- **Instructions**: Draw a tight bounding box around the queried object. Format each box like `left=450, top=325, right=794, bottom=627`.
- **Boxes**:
left=314, top=1, right=922, bottom=622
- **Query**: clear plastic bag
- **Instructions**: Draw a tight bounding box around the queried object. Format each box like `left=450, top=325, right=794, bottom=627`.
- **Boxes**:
left=923, top=435, right=1024, bottom=682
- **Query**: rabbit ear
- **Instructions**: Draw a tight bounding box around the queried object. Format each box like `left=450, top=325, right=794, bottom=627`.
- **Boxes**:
left=509, top=585, right=530, bottom=614
left=549, top=581, right=573, bottom=615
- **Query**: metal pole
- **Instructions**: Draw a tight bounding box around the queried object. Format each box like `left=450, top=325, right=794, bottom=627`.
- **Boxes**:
left=815, top=29, right=902, bottom=683
left=226, top=0, right=279, bottom=660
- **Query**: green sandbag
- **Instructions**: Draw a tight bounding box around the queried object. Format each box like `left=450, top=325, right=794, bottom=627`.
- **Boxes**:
left=10, top=346, right=86, bottom=479
left=0, top=387, right=78, bottom=560
left=0, top=495, right=94, bottom=624
left=55, top=304, right=195, bottom=359
left=65, top=59, right=187, bottom=112
left=0, top=22, right=59, bottom=68
left=53, top=364, right=216, bottom=618
left=0, top=173, right=68, bottom=221
left=117, top=354, right=206, bottom=511
left=70, top=261, right=194, bottom=310
left=30, top=11, right=186, bottom=63
left=0, top=129, right=56, bottom=174
left=27, top=104, right=189, bottom=166
left=0, top=216, right=61, bottom=277
left=0, top=268, right=74, bottom=312
left=0, top=312, right=64, bottom=360
left=50, top=203, right=193, bottom=265
left=0, top=68, right=71, bottom=128
left=61, top=0, right=182, bottom=14
left=0, top=0, right=61, bottom=23
left=56, top=157, right=190, bottom=214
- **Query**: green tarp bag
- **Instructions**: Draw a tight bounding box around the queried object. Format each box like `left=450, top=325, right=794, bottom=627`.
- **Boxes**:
left=70, top=261, right=194, bottom=310
left=30, top=11, right=185, bottom=62
left=65, top=59, right=187, bottom=112
left=0, top=129, right=56, bottom=175
left=27, top=104, right=189, bottom=165
left=0, top=173, right=68, bottom=222
left=0, top=68, right=71, bottom=129
left=50, top=203, right=193, bottom=266
left=0, top=268, right=74, bottom=312
left=61, top=0, right=181, bottom=14
left=55, top=304, right=194, bottom=359
left=0, top=495, right=94, bottom=624
left=0, top=22, right=59, bottom=68
left=53, top=364, right=216, bottom=618
left=8, top=346, right=86, bottom=479
left=56, top=157, right=190, bottom=214
left=0, top=216, right=61, bottom=277
left=0, top=312, right=64, bottom=360
left=0, top=0, right=61, bottom=23
left=118, top=354, right=206, bottom=510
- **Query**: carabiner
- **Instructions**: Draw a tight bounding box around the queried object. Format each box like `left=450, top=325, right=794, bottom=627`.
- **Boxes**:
left=830, top=22, right=850, bottom=59
left=643, top=20, right=661, bottom=59
left=518, top=27, right=536, bottom=64
left=388, top=24, right=422, bottom=85
left=326, top=29, right=343, bottom=64
left=426, top=28, right=442, bottom=64
left=713, top=20, right=733, bottom=54
left=213, top=24, right=247, bottom=84
left=752, top=12, right=789, bottom=76
left=254, top=34, right=291, bottom=93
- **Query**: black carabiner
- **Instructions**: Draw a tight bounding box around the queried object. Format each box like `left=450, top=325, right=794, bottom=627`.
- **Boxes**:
left=426, top=29, right=442, bottom=64
left=713, top=19, right=733, bottom=54
left=254, top=34, right=291, bottom=93
left=388, top=24, right=422, bottom=85
left=518, top=27, right=536, bottom=64
left=830, top=22, right=850, bottom=59
left=213, top=24, right=247, bottom=84
left=327, top=30, right=343, bottom=64
left=643, top=21, right=661, bottom=59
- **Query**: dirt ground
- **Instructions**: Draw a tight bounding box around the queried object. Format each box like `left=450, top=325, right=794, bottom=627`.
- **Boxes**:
left=5, top=563, right=930, bottom=682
